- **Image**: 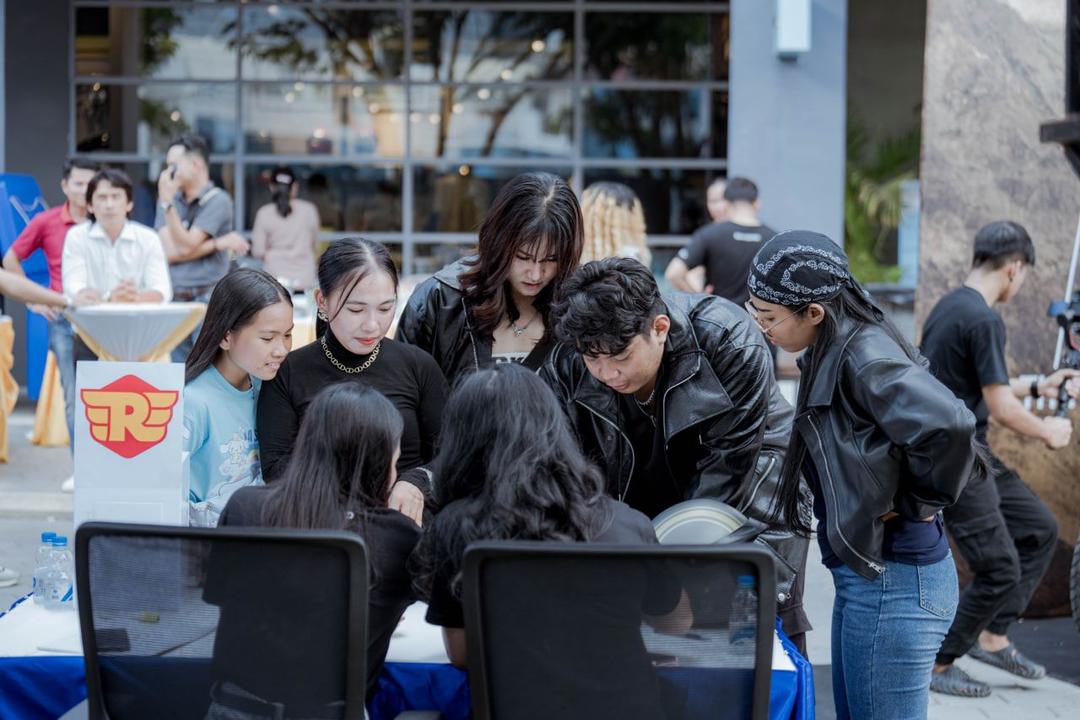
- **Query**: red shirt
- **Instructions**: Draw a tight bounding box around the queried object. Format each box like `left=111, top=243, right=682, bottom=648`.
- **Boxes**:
left=9, top=203, right=77, bottom=292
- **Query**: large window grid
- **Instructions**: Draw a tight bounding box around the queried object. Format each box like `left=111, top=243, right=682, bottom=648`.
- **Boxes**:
left=71, top=0, right=729, bottom=275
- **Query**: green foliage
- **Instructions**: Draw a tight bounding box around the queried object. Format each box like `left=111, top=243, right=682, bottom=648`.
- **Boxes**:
left=845, top=115, right=920, bottom=284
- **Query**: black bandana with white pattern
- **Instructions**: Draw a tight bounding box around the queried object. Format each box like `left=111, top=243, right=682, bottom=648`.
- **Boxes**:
left=747, top=230, right=852, bottom=307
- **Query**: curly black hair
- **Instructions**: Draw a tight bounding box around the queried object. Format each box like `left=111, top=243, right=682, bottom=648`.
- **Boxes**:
left=551, top=257, right=665, bottom=356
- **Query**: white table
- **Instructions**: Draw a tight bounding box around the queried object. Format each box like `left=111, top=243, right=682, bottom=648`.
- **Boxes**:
left=67, top=303, right=206, bottom=362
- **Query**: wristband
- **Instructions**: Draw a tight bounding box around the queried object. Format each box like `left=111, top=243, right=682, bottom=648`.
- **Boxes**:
left=1030, top=375, right=1045, bottom=399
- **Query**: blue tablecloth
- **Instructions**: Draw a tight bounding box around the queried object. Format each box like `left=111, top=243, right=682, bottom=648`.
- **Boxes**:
left=0, top=618, right=812, bottom=720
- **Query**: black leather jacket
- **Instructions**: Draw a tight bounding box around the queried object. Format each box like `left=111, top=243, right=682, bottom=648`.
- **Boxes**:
left=540, top=293, right=808, bottom=606
left=797, top=319, right=977, bottom=580
left=398, top=259, right=554, bottom=386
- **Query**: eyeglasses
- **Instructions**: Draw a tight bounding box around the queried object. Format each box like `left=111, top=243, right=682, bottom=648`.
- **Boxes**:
left=743, top=300, right=809, bottom=333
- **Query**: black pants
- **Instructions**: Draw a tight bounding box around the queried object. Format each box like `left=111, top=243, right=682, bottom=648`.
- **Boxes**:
left=936, top=453, right=1058, bottom=665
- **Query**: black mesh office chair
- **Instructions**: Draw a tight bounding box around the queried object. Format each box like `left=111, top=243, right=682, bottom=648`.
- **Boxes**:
left=461, top=542, right=776, bottom=720
left=75, top=522, right=370, bottom=720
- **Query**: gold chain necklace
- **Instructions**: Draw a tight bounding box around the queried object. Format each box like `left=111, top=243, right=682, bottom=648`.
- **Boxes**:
left=321, top=336, right=381, bottom=374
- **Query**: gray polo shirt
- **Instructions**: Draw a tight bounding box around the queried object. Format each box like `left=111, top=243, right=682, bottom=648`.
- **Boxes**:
left=156, top=182, right=234, bottom=290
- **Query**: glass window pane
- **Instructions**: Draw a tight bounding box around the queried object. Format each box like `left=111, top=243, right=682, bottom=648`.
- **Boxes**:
left=583, top=168, right=719, bottom=236
left=244, top=164, right=402, bottom=233
left=240, top=7, right=404, bottom=81
left=76, top=83, right=237, bottom=154
left=75, top=6, right=238, bottom=80
left=409, top=86, right=573, bottom=158
left=584, top=89, right=726, bottom=159
left=412, top=11, right=573, bottom=82
left=80, top=162, right=234, bottom=229
left=242, top=84, right=404, bottom=157
left=585, top=13, right=728, bottom=81
left=414, top=165, right=571, bottom=233
left=411, top=243, right=474, bottom=278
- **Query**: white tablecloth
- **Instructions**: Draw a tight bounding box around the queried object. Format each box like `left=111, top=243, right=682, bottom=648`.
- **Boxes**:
left=67, top=303, right=206, bottom=361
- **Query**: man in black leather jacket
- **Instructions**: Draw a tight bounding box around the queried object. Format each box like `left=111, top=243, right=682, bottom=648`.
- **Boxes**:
left=540, top=257, right=811, bottom=650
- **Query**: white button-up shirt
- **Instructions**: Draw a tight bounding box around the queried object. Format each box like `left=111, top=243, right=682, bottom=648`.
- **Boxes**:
left=62, top=220, right=173, bottom=302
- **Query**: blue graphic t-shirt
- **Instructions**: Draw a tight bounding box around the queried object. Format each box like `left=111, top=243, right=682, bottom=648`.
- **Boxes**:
left=183, top=365, right=263, bottom=527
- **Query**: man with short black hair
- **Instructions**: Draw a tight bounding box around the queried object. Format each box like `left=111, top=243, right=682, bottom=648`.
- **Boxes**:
left=541, top=257, right=811, bottom=652
left=665, top=176, right=776, bottom=305
left=63, top=168, right=171, bottom=309
left=155, top=133, right=246, bottom=361
left=923, top=220, right=1076, bottom=697
left=3, top=158, right=98, bottom=458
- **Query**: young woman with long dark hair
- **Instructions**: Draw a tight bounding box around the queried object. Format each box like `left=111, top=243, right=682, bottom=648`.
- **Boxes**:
left=213, top=383, right=418, bottom=705
left=412, top=364, right=689, bottom=720
left=398, top=172, right=583, bottom=386
left=183, top=268, right=293, bottom=527
left=256, top=238, right=447, bottom=524
left=745, top=230, right=979, bottom=720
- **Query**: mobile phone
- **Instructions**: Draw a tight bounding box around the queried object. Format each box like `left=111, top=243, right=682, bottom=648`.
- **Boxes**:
left=96, top=628, right=131, bottom=653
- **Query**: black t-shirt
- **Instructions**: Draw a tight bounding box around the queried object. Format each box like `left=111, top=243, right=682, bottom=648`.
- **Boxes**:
left=679, top=221, right=777, bottom=305
left=210, top=485, right=420, bottom=700
left=920, top=287, right=1010, bottom=440
left=257, top=330, right=448, bottom=482
left=618, top=393, right=683, bottom=520
left=422, top=496, right=679, bottom=720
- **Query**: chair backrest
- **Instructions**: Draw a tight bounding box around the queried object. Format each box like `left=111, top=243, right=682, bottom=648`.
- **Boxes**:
left=462, top=542, right=776, bottom=720
left=76, top=522, right=369, bottom=720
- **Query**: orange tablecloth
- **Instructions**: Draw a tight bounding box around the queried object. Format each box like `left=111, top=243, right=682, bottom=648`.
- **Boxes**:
left=31, top=351, right=69, bottom=447
left=0, top=317, right=19, bottom=462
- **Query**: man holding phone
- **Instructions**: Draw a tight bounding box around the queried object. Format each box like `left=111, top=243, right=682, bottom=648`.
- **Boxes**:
left=155, top=133, right=246, bottom=361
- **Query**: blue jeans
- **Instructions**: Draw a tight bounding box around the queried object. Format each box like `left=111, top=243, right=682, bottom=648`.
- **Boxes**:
left=829, top=554, right=958, bottom=720
left=170, top=290, right=212, bottom=363
left=49, top=316, right=76, bottom=454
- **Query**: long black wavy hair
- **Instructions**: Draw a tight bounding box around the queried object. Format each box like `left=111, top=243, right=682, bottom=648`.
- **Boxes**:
left=260, top=383, right=403, bottom=531
left=412, top=363, right=611, bottom=596
left=459, top=172, right=583, bottom=342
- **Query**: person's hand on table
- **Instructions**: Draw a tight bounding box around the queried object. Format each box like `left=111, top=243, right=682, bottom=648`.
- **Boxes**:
left=27, top=303, right=62, bottom=321
left=73, top=288, right=103, bottom=306
left=108, top=279, right=140, bottom=303
left=215, top=232, right=251, bottom=256
left=388, top=480, right=425, bottom=526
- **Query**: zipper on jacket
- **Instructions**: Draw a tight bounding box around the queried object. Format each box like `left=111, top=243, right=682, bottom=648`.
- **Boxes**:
left=807, top=416, right=886, bottom=574
left=660, top=367, right=700, bottom=482
left=577, top=400, right=635, bottom=502
left=460, top=298, right=480, bottom=371
left=738, top=454, right=777, bottom=514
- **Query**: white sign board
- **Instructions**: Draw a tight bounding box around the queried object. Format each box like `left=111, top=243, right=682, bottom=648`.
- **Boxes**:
left=74, top=361, right=187, bottom=528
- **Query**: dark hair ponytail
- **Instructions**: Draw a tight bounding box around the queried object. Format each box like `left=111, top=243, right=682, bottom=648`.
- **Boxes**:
left=270, top=166, right=295, bottom=218
left=315, top=237, right=399, bottom=337
left=185, top=268, right=292, bottom=384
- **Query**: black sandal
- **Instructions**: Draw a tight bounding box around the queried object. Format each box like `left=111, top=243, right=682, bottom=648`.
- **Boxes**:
left=968, top=643, right=1046, bottom=679
left=930, top=665, right=992, bottom=698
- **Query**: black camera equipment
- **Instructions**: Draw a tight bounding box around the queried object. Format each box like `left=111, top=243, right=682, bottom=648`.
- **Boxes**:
left=1038, top=0, right=1080, bottom=632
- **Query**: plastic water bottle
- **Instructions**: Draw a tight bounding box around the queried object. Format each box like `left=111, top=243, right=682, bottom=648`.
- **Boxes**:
left=43, top=536, right=74, bottom=611
left=31, top=532, right=57, bottom=605
left=729, top=575, right=758, bottom=650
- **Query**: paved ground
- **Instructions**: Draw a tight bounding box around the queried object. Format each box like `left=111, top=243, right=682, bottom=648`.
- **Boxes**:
left=2, top=399, right=1079, bottom=718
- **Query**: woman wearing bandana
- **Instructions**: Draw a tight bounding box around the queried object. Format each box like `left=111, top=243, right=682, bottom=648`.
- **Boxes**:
left=746, top=231, right=979, bottom=720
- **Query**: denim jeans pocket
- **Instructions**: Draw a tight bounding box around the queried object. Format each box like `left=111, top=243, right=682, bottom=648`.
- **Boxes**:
left=917, top=559, right=958, bottom=619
